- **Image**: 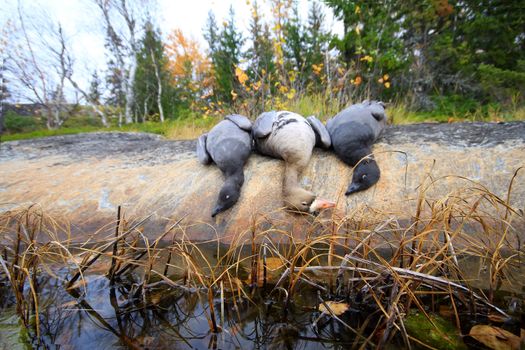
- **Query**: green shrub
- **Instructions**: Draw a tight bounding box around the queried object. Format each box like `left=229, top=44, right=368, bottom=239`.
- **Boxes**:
left=431, top=95, right=482, bottom=117
left=478, top=64, right=525, bottom=105
left=4, top=112, right=39, bottom=133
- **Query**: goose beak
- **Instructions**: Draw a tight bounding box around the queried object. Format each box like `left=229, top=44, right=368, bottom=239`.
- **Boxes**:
left=309, top=198, right=336, bottom=213
left=345, top=183, right=360, bottom=195
left=211, top=205, right=223, bottom=217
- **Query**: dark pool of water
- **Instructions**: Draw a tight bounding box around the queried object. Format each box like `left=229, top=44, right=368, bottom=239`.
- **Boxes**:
left=1, top=245, right=524, bottom=349
left=0, top=268, right=376, bottom=350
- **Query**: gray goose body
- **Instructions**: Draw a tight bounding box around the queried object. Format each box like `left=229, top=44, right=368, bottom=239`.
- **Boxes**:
left=196, top=114, right=252, bottom=216
left=326, top=100, right=387, bottom=195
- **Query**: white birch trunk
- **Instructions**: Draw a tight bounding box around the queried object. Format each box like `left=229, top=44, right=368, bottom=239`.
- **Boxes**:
left=150, top=50, right=164, bottom=122
left=124, top=54, right=136, bottom=124
left=93, top=105, right=108, bottom=127
left=0, top=57, right=4, bottom=134
left=67, top=76, right=109, bottom=127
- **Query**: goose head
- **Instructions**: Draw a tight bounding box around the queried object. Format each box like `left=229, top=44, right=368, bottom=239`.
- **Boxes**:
left=284, top=187, right=335, bottom=214
left=346, top=159, right=380, bottom=195
left=212, top=182, right=241, bottom=217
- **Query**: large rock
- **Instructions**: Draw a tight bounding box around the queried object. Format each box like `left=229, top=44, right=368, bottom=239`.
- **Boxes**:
left=0, top=122, right=524, bottom=243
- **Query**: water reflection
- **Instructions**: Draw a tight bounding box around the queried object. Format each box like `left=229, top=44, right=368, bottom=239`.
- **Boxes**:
left=1, top=249, right=523, bottom=349
left=7, top=269, right=355, bottom=349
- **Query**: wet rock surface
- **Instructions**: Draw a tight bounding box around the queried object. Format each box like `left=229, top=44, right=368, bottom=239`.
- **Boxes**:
left=1, top=122, right=524, bottom=243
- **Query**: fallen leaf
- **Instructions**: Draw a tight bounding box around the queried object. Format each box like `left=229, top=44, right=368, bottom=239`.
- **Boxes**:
left=319, top=301, right=349, bottom=316
left=264, top=257, right=284, bottom=270
left=244, top=257, right=286, bottom=286
left=469, top=325, right=521, bottom=350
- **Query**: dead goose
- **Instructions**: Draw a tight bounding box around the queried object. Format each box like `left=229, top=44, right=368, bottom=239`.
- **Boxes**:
left=326, top=100, right=387, bottom=195
left=197, top=114, right=253, bottom=217
left=252, top=111, right=335, bottom=213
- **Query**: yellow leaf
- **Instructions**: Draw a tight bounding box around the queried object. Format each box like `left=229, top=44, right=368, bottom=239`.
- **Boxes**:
left=319, top=301, right=349, bottom=316
left=245, top=256, right=286, bottom=287
left=383, top=74, right=389, bottom=81
left=235, top=67, right=249, bottom=85
left=231, top=90, right=238, bottom=100
left=355, top=5, right=361, bottom=14
left=469, top=325, right=521, bottom=350
left=252, top=81, right=262, bottom=91
left=264, top=257, right=285, bottom=271
left=384, top=81, right=391, bottom=88
left=278, top=85, right=288, bottom=94
left=378, top=78, right=384, bottom=83
left=354, top=76, right=362, bottom=85
left=360, top=55, right=373, bottom=63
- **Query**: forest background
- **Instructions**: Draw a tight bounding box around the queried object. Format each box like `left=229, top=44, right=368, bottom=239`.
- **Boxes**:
left=1, top=0, right=524, bottom=141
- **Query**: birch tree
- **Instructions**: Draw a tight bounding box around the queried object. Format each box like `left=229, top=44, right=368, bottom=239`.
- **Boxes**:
left=0, top=57, right=6, bottom=135
left=0, top=24, right=8, bottom=134
left=5, top=2, right=77, bottom=129
left=95, top=0, right=153, bottom=124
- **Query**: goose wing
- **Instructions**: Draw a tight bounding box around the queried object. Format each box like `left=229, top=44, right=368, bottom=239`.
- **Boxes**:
left=307, top=116, right=331, bottom=149
left=364, top=100, right=387, bottom=123
left=225, top=114, right=252, bottom=131
left=252, top=111, right=277, bottom=138
left=196, top=133, right=212, bottom=165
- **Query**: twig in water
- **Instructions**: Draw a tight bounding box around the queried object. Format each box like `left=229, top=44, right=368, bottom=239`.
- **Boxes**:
left=66, top=212, right=155, bottom=289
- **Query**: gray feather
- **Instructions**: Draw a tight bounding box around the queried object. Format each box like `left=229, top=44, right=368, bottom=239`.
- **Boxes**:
left=326, top=100, right=387, bottom=140
left=196, top=133, right=212, bottom=165
left=225, top=114, right=252, bottom=131
left=307, top=116, right=331, bottom=149
left=252, top=111, right=277, bottom=138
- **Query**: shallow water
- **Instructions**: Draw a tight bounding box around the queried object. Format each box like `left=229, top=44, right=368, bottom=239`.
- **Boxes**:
left=0, top=268, right=364, bottom=349
left=1, top=245, right=524, bottom=349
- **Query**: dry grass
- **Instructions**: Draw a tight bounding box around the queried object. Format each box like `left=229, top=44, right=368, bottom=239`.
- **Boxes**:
left=0, top=172, right=523, bottom=348
left=164, top=118, right=217, bottom=140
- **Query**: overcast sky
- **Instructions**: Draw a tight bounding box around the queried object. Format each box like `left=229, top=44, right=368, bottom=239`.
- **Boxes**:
left=0, top=0, right=342, bottom=95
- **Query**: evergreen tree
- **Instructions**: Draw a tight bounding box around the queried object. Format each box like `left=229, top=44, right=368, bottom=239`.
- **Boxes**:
left=302, top=1, right=331, bottom=92
left=134, top=21, right=174, bottom=121
left=105, top=58, right=126, bottom=108
left=88, top=70, right=103, bottom=104
left=246, top=0, right=277, bottom=107
left=305, top=1, right=330, bottom=69
left=205, top=7, right=244, bottom=104
left=283, top=5, right=306, bottom=81
left=324, top=0, right=405, bottom=99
